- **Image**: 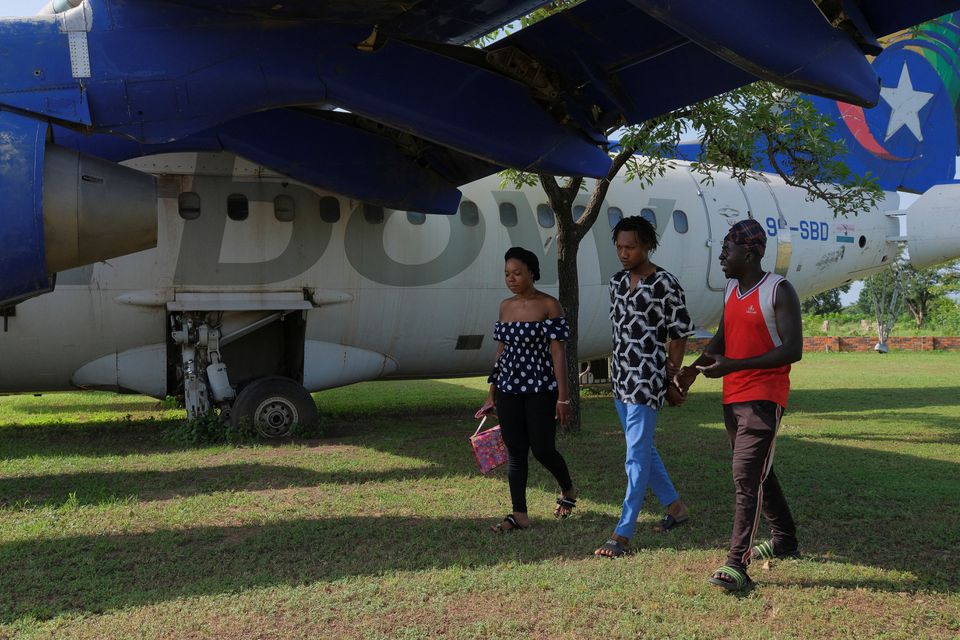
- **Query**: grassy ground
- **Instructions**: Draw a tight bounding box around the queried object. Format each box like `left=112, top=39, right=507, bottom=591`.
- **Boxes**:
left=0, top=352, right=958, bottom=639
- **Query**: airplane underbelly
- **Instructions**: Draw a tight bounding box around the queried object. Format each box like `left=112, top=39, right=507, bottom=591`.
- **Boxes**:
left=0, top=284, right=167, bottom=394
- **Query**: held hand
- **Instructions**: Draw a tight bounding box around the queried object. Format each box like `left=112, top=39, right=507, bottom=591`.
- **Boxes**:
left=555, top=401, right=571, bottom=427
left=665, top=383, right=686, bottom=407
left=696, top=354, right=736, bottom=378
left=674, top=363, right=702, bottom=392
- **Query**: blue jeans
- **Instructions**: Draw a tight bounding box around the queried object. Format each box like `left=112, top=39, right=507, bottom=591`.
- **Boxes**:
left=614, top=399, right=680, bottom=539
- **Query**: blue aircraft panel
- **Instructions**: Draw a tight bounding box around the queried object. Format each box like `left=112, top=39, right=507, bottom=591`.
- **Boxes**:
left=496, top=0, right=757, bottom=129
left=859, top=1, right=960, bottom=40
left=53, top=109, right=503, bottom=214
left=0, top=111, right=53, bottom=305
left=150, top=0, right=551, bottom=44
left=3, top=0, right=960, bottom=308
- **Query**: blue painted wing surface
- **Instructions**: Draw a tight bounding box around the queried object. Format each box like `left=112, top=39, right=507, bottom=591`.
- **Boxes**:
left=491, top=0, right=757, bottom=131
left=857, top=0, right=960, bottom=39
left=154, top=0, right=548, bottom=44
left=4, top=0, right=960, bottom=307
left=0, top=112, right=54, bottom=305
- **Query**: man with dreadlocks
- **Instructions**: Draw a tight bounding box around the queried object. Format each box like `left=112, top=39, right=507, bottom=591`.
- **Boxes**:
left=676, top=218, right=803, bottom=591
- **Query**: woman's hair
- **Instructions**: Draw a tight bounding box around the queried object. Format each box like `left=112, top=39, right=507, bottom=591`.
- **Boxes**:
left=612, top=216, right=658, bottom=252
left=504, top=246, right=541, bottom=281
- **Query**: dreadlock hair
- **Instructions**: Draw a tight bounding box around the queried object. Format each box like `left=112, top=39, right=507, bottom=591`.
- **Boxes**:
left=504, top=246, right=541, bottom=281
left=612, top=215, right=658, bottom=252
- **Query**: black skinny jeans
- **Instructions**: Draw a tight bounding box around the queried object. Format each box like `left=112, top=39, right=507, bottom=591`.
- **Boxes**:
left=495, top=389, right=573, bottom=513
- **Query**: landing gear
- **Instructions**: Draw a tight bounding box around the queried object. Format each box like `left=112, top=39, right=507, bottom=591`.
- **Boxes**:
left=170, top=313, right=236, bottom=420
left=230, top=376, right=318, bottom=437
left=170, top=311, right=313, bottom=437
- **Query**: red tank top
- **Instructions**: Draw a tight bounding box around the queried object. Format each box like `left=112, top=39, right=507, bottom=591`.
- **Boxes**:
left=721, top=273, right=790, bottom=407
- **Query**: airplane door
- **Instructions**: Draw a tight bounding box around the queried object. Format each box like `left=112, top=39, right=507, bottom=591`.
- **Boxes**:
left=742, top=178, right=792, bottom=277
left=689, top=170, right=750, bottom=291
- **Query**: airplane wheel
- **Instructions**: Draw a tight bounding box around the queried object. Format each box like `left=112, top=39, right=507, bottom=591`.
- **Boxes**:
left=230, top=376, right=318, bottom=438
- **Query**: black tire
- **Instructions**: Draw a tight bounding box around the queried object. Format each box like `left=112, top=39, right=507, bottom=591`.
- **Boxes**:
left=229, top=376, right=318, bottom=438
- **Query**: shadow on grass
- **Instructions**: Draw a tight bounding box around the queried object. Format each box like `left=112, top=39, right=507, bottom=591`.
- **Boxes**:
left=0, top=388, right=958, bottom=622
left=10, top=401, right=169, bottom=416
left=0, top=463, right=457, bottom=510
left=318, top=394, right=960, bottom=593
left=0, top=420, right=199, bottom=460
left=0, top=514, right=586, bottom=624
left=789, top=387, right=960, bottom=414
left=0, top=405, right=476, bottom=461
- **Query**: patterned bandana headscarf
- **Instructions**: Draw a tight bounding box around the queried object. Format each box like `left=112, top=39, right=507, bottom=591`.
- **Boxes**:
left=724, top=219, right=767, bottom=258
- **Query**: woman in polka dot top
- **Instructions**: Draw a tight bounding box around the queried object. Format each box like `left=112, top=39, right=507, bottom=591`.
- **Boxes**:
left=481, top=247, right=578, bottom=532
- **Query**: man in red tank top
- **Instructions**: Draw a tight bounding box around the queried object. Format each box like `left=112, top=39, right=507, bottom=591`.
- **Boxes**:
left=677, top=219, right=803, bottom=591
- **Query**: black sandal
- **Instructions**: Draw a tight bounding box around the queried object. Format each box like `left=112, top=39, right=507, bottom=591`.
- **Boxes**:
left=491, top=514, right=528, bottom=533
left=653, top=513, right=689, bottom=532
left=555, top=496, right=577, bottom=518
left=594, top=538, right=629, bottom=558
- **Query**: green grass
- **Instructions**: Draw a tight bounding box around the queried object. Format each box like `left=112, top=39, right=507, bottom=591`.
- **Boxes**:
left=1, top=353, right=958, bottom=639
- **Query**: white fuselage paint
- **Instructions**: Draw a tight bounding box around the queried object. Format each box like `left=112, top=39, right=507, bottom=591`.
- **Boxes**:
left=0, top=153, right=942, bottom=397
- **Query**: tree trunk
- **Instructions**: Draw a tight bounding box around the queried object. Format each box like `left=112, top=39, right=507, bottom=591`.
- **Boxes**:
left=556, top=228, right=582, bottom=433
left=907, top=302, right=923, bottom=327
left=537, top=156, right=628, bottom=433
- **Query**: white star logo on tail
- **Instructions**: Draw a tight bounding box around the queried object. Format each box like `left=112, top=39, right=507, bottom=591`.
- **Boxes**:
left=880, top=64, right=934, bottom=142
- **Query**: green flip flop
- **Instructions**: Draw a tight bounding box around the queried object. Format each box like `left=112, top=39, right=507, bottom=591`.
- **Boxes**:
left=708, top=565, right=753, bottom=591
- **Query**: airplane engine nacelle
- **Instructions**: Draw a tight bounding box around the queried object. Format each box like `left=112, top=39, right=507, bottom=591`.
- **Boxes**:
left=0, top=111, right=157, bottom=306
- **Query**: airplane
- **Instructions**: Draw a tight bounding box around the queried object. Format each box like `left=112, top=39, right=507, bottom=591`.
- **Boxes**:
left=2, top=3, right=960, bottom=436
left=1, top=0, right=958, bottom=309
left=4, top=143, right=960, bottom=436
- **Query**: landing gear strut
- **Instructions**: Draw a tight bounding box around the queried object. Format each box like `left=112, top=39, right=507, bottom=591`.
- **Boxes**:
left=170, top=313, right=236, bottom=420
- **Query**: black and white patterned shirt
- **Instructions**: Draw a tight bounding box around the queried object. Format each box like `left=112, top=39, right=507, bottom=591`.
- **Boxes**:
left=489, top=318, right=570, bottom=394
left=610, top=268, right=695, bottom=408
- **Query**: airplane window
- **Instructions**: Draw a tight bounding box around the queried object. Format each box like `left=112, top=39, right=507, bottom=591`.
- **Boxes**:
left=178, top=192, right=201, bottom=220
left=318, top=196, right=340, bottom=223
left=274, top=195, right=295, bottom=222
left=227, top=194, right=249, bottom=221
left=573, top=205, right=585, bottom=220
left=499, top=202, right=517, bottom=227
left=537, top=204, right=555, bottom=228
left=640, top=207, right=657, bottom=229
left=607, top=206, right=623, bottom=229
left=363, top=203, right=384, bottom=224
left=672, top=210, right=688, bottom=234
left=407, top=211, right=426, bottom=225
left=460, top=201, right=479, bottom=227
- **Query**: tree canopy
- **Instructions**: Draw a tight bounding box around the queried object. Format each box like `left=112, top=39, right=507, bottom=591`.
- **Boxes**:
left=857, top=258, right=960, bottom=328
left=802, top=285, right=851, bottom=316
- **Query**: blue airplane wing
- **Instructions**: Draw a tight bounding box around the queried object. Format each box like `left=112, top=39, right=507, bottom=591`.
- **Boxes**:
left=3, top=0, right=960, bottom=307
left=154, top=0, right=548, bottom=44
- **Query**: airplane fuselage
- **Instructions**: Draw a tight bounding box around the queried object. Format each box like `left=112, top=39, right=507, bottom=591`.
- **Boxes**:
left=0, top=153, right=903, bottom=396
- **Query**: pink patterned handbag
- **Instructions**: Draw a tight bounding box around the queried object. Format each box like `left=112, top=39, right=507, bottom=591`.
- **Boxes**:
left=470, top=416, right=508, bottom=474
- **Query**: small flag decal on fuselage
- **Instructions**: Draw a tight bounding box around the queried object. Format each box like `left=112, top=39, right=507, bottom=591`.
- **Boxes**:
left=836, top=222, right=855, bottom=243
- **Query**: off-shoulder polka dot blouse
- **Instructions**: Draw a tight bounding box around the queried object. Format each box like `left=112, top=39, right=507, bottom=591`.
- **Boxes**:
left=488, top=317, right=570, bottom=394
